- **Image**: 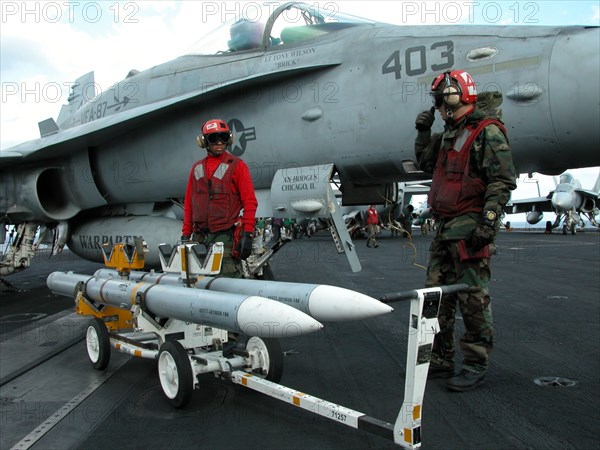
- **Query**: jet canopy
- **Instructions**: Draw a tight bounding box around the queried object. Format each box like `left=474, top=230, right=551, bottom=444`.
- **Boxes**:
left=557, top=173, right=582, bottom=190
left=186, top=2, right=374, bottom=55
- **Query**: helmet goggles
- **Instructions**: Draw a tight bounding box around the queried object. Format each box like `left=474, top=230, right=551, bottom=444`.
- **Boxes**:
left=205, top=132, right=232, bottom=145
left=430, top=72, right=454, bottom=108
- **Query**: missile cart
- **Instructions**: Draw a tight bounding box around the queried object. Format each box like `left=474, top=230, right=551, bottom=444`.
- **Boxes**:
left=72, top=239, right=296, bottom=408
left=49, top=238, right=470, bottom=448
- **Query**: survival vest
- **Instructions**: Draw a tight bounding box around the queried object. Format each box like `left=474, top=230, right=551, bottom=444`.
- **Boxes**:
left=366, top=208, right=379, bottom=225
left=191, top=155, right=242, bottom=233
left=428, top=119, right=507, bottom=219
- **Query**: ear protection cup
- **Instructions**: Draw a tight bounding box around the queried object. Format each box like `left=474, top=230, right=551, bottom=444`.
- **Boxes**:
left=443, top=85, right=461, bottom=107
left=198, top=120, right=208, bottom=148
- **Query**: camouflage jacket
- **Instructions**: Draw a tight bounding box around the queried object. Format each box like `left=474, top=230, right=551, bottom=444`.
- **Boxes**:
left=415, top=92, right=517, bottom=240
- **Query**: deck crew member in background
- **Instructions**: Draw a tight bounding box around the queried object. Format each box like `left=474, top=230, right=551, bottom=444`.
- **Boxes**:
left=365, top=205, right=380, bottom=248
left=414, top=70, right=517, bottom=391
left=182, top=119, right=258, bottom=277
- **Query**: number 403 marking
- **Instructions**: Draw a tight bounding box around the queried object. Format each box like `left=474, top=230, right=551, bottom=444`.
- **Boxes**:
left=382, top=40, right=454, bottom=79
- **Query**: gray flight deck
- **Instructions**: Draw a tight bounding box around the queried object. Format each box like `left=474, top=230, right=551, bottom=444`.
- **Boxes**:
left=1, top=230, right=599, bottom=450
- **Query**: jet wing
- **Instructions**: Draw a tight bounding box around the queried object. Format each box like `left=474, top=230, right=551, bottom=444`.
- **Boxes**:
left=506, top=196, right=553, bottom=214
left=1, top=62, right=340, bottom=163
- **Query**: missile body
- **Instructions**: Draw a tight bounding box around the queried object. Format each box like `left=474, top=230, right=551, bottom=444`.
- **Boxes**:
left=47, top=272, right=323, bottom=338
left=93, top=269, right=393, bottom=322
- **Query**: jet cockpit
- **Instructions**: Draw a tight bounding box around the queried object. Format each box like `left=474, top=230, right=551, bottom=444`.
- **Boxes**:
left=186, top=2, right=374, bottom=55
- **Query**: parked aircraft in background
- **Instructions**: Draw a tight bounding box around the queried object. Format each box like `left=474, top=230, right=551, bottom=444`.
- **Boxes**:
left=1, top=2, right=599, bottom=277
left=506, top=172, right=600, bottom=234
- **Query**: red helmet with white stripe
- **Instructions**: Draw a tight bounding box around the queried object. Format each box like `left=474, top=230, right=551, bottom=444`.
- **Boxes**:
left=431, top=70, right=477, bottom=107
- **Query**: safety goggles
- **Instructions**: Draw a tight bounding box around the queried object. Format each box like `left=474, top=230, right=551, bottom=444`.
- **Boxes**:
left=430, top=90, right=445, bottom=108
left=205, top=132, right=231, bottom=145
left=430, top=72, right=453, bottom=107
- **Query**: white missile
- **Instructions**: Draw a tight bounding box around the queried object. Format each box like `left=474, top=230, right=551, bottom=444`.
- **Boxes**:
left=93, top=269, right=393, bottom=322
left=46, top=272, right=323, bottom=338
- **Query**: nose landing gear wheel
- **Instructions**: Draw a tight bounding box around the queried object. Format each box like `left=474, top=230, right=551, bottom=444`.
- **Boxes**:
left=245, top=336, right=284, bottom=383
left=86, top=318, right=110, bottom=370
left=158, top=341, right=194, bottom=408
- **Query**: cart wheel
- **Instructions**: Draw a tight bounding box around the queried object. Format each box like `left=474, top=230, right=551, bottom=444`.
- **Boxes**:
left=158, top=341, right=194, bottom=408
left=245, top=336, right=283, bottom=383
left=86, top=318, right=110, bottom=370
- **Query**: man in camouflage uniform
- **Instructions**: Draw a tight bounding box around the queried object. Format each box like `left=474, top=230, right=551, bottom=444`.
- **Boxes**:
left=414, top=70, right=517, bottom=391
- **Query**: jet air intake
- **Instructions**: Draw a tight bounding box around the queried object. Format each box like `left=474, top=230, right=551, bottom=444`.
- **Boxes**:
left=0, top=168, right=81, bottom=222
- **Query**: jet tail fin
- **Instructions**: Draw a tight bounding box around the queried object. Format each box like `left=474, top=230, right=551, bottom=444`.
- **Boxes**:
left=57, top=71, right=95, bottom=127
left=592, top=171, right=600, bottom=194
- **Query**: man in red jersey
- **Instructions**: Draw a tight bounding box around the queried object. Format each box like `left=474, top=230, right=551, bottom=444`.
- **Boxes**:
left=182, top=119, right=258, bottom=277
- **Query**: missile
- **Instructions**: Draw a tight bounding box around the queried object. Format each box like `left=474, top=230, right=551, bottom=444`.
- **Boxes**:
left=46, top=272, right=323, bottom=338
left=93, top=269, right=393, bottom=322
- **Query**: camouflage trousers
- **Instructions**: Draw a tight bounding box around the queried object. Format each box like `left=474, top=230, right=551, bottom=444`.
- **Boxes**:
left=366, top=224, right=378, bottom=246
left=192, top=229, right=243, bottom=278
left=426, top=238, right=493, bottom=373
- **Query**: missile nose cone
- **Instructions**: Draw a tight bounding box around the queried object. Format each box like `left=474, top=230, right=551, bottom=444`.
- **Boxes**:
left=308, top=285, right=393, bottom=322
left=237, top=296, right=323, bottom=338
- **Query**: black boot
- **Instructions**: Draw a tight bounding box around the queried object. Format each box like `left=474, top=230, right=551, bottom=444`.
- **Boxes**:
left=428, top=362, right=455, bottom=379
left=446, top=369, right=486, bottom=392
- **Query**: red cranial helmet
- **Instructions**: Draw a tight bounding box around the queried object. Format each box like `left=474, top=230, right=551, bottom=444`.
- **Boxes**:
left=197, top=119, right=233, bottom=148
left=431, top=70, right=477, bottom=107
left=202, top=119, right=230, bottom=135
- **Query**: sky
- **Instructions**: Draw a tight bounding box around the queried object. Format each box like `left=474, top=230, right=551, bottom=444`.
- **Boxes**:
left=1, top=0, right=599, bottom=216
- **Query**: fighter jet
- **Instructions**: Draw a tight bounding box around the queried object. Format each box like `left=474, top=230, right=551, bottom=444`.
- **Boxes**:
left=1, top=2, right=600, bottom=276
left=506, top=172, right=600, bottom=234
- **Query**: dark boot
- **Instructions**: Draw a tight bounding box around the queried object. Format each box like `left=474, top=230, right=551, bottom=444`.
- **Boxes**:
left=428, top=362, right=455, bottom=379
left=446, top=369, right=486, bottom=392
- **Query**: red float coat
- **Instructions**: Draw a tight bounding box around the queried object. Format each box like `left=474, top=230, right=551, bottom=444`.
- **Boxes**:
left=428, top=119, right=506, bottom=218
left=366, top=207, right=379, bottom=225
left=182, top=152, right=257, bottom=235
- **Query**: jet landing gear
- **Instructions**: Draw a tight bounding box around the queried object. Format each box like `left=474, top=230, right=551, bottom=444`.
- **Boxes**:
left=562, top=221, right=576, bottom=235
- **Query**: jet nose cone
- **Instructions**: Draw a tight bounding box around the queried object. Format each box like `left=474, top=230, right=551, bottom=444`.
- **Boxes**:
left=552, top=192, right=574, bottom=211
